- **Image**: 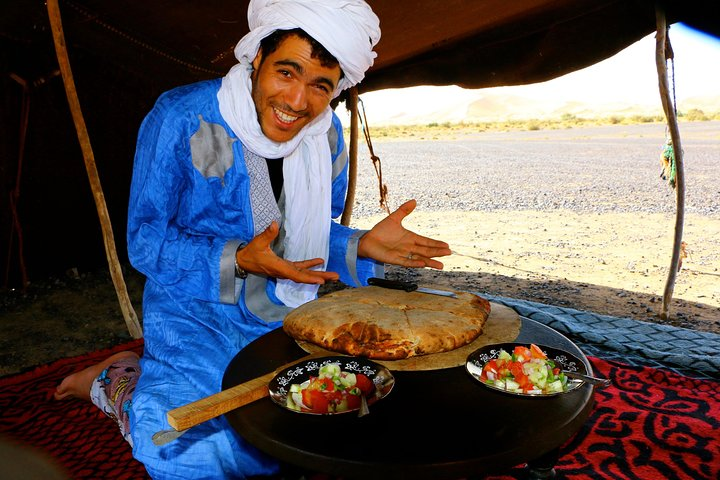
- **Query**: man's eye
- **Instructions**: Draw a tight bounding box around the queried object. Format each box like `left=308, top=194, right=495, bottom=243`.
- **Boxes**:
left=278, top=69, right=291, bottom=77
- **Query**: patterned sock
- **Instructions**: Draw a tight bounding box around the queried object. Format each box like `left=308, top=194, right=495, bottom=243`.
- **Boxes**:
left=89, top=357, right=141, bottom=446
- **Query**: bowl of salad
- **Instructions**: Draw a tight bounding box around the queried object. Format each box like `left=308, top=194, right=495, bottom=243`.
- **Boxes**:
left=269, top=356, right=395, bottom=414
left=465, top=343, right=589, bottom=397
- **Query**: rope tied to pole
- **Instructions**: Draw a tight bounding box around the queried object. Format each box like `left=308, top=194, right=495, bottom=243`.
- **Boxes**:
left=358, top=97, right=390, bottom=214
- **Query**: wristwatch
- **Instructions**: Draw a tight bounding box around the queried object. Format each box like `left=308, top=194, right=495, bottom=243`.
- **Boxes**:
left=234, top=244, right=248, bottom=279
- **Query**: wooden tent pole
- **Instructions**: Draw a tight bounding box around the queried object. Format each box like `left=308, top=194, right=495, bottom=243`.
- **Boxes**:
left=341, top=87, right=359, bottom=226
left=654, top=9, right=685, bottom=320
left=46, top=0, right=143, bottom=338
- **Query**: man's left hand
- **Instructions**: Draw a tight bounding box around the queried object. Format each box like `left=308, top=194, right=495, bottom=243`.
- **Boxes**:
left=357, top=199, right=451, bottom=269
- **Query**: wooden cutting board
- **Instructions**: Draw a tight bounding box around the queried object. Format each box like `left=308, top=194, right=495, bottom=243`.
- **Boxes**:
left=297, top=301, right=520, bottom=371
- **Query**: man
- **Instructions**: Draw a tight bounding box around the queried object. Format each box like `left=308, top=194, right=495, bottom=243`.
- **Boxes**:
left=55, top=1, right=451, bottom=478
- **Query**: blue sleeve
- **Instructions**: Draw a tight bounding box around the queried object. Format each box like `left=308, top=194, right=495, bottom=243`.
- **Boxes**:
left=126, top=86, right=239, bottom=302
left=326, top=113, right=383, bottom=285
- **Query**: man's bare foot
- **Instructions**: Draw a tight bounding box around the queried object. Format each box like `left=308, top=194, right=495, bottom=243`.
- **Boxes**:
left=53, top=351, right=139, bottom=401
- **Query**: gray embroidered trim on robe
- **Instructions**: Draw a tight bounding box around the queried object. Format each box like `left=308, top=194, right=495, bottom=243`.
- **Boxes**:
left=244, top=148, right=282, bottom=235
left=241, top=148, right=290, bottom=322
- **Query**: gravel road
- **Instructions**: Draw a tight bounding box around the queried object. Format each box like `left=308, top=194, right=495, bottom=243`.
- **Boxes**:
left=350, top=121, right=720, bottom=219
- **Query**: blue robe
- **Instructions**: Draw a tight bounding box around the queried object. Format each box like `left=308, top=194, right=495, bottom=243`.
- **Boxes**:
left=126, top=79, right=380, bottom=479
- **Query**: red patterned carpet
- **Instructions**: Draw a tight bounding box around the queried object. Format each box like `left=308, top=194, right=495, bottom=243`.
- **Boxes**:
left=1, top=340, right=718, bottom=480
left=1, top=339, right=147, bottom=479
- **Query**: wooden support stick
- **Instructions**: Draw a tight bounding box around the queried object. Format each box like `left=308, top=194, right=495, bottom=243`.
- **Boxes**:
left=654, top=9, right=685, bottom=320
left=46, top=0, right=142, bottom=338
left=341, top=87, right=359, bottom=226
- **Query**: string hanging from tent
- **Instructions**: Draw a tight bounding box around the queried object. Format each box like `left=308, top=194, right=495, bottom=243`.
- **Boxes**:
left=659, top=42, right=679, bottom=190
left=358, top=97, right=391, bottom=214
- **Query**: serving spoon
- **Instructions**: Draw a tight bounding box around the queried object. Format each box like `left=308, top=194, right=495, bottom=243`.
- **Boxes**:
left=563, top=370, right=611, bottom=388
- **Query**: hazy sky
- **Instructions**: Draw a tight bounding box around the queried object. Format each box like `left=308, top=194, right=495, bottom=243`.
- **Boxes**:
left=345, top=23, right=719, bottom=125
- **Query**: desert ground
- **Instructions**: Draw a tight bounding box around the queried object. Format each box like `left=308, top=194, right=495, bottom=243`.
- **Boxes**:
left=1, top=121, right=718, bottom=376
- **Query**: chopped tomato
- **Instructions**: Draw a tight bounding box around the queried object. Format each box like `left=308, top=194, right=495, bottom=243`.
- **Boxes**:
left=302, top=389, right=329, bottom=413
left=325, top=390, right=343, bottom=404
left=513, top=346, right=532, bottom=361
left=354, top=374, right=375, bottom=396
left=507, top=362, right=531, bottom=390
left=497, top=363, right=511, bottom=378
left=301, top=389, right=312, bottom=408
left=483, top=359, right=499, bottom=374
left=509, top=361, right=524, bottom=379
left=307, top=377, right=335, bottom=392
left=517, top=373, right=533, bottom=391
left=530, top=343, right=547, bottom=360
left=345, top=393, right=361, bottom=410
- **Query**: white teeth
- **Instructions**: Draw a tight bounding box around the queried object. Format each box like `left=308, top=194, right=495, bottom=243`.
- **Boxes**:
left=274, top=108, right=298, bottom=123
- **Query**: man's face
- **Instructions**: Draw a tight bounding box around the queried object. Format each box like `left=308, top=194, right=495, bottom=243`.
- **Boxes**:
left=251, top=35, right=342, bottom=143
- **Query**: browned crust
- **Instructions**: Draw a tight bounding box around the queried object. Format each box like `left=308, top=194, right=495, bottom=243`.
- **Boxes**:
left=283, top=286, right=490, bottom=360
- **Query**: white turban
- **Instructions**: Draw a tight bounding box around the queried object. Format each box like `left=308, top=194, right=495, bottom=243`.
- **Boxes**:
left=239, top=0, right=380, bottom=95
left=217, top=0, right=380, bottom=308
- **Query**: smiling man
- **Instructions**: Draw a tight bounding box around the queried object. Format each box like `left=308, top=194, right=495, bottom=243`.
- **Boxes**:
left=54, top=1, right=452, bottom=478
left=250, top=30, right=341, bottom=143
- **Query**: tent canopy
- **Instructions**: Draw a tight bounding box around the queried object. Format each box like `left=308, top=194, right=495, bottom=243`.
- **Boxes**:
left=4, top=1, right=717, bottom=93
left=1, top=0, right=717, bottom=284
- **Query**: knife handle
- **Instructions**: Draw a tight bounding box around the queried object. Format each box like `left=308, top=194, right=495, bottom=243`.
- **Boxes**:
left=368, top=277, right=418, bottom=292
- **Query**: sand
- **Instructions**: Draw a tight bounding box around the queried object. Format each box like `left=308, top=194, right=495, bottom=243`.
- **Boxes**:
left=351, top=209, right=719, bottom=334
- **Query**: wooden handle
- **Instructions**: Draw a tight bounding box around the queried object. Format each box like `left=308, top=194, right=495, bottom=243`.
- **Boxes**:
left=166, top=352, right=325, bottom=431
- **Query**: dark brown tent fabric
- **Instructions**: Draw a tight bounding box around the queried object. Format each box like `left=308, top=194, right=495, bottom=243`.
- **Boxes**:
left=1, top=0, right=717, bottom=285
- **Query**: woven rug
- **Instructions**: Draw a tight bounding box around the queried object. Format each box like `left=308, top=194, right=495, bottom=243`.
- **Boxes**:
left=0, top=339, right=148, bottom=480
left=1, top=323, right=718, bottom=479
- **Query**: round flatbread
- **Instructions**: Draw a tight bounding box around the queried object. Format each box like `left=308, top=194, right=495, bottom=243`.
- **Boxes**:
left=283, top=285, right=491, bottom=360
left=296, top=302, right=521, bottom=371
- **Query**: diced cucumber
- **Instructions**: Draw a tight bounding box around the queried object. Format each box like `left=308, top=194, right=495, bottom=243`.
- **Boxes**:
left=498, top=350, right=512, bottom=361
left=526, top=362, right=548, bottom=388
left=335, top=397, right=348, bottom=413
left=286, top=393, right=301, bottom=411
left=504, top=379, right=521, bottom=391
left=290, top=392, right=304, bottom=409
left=546, top=380, right=564, bottom=393
left=339, top=372, right=356, bottom=387
left=289, top=384, right=302, bottom=393
left=319, top=363, right=341, bottom=378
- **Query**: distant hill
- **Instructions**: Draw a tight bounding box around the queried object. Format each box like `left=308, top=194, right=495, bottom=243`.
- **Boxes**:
left=357, top=90, right=720, bottom=126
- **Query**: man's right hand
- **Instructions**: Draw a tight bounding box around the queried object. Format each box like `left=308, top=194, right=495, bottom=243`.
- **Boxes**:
left=235, top=221, right=339, bottom=285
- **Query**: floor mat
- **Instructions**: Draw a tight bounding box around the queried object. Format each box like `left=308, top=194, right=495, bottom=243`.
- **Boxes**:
left=0, top=339, right=148, bottom=480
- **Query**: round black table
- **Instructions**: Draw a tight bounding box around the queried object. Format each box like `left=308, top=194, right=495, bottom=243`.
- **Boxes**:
left=223, top=317, right=595, bottom=479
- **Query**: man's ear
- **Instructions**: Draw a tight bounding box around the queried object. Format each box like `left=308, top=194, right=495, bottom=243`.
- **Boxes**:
left=251, top=48, right=263, bottom=72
